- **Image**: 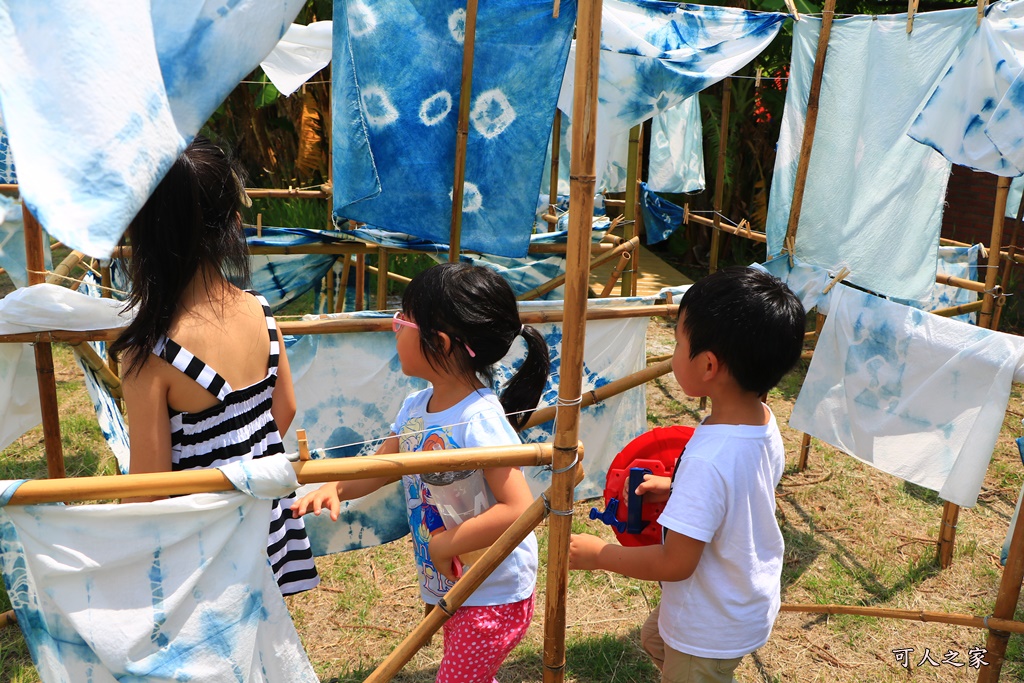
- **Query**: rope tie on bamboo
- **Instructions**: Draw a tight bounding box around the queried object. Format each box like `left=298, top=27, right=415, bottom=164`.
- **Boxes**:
left=541, top=492, right=574, bottom=518
left=569, top=174, right=597, bottom=182
left=544, top=661, right=567, bottom=673
left=555, top=395, right=583, bottom=407
left=436, top=598, right=456, bottom=617
left=547, top=449, right=579, bottom=475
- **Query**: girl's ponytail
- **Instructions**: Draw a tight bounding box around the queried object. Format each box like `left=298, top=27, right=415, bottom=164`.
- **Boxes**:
left=500, top=324, right=550, bottom=431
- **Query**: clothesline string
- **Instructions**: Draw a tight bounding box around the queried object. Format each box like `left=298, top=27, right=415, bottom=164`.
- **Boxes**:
left=28, top=269, right=128, bottom=297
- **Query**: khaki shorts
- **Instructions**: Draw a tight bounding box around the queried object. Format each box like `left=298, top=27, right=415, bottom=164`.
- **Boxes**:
left=641, top=604, right=743, bottom=683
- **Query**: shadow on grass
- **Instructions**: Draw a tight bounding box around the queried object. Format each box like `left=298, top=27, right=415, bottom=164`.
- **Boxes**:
left=900, top=481, right=941, bottom=505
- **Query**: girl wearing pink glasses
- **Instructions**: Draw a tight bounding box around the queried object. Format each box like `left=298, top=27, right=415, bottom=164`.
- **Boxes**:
left=293, top=262, right=550, bottom=683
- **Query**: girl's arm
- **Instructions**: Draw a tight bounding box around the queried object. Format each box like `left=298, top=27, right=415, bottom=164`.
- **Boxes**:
left=122, top=357, right=174, bottom=502
left=271, top=326, right=297, bottom=435
left=291, top=434, right=401, bottom=520
left=428, top=465, right=533, bottom=578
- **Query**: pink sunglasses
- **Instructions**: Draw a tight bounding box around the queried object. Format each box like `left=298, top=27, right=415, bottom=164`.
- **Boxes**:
left=392, top=312, right=476, bottom=358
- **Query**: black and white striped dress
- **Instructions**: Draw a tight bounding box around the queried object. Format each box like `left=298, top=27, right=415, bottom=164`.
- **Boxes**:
left=153, top=292, right=319, bottom=596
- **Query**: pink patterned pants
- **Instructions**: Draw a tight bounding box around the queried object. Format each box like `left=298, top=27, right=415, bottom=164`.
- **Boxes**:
left=436, top=594, right=536, bottom=683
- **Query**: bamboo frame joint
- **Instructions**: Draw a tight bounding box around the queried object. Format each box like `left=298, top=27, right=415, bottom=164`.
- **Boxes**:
left=542, top=492, right=574, bottom=517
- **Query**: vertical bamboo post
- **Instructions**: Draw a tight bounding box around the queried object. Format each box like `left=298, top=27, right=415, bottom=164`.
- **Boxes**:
left=355, top=253, right=366, bottom=312
left=448, top=0, right=480, bottom=263
left=325, top=267, right=335, bottom=314
left=621, top=124, right=643, bottom=296
left=976, top=479, right=1024, bottom=682
left=23, top=207, right=65, bottom=479
left=376, top=248, right=390, bottom=309
left=782, top=0, right=838, bottom=255
left=994, top=195, right=1022, bottom=330
left=709, top=79, right=732, bottom=275
left=796, top=312, right=825, bottom=471
left=549, top=108, right=562, bottom=230
left=542, top=0, right=602, bottom=678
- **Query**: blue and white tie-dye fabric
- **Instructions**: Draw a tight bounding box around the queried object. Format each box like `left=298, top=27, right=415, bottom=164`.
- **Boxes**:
left=284, top=298, right=649, bottom=556
left=766, top=9, right=977, bottom=301
left=245, top=227, right=342, bottom=312
left=639, top=183, right=686, bottom=245
left=0, top=480, right=317, bottom=682
left=892, top=245, right=981, bottom=324
left=0, top=194, right=31, bottom=289
left=909, top=1, right=1024, bottom=176
left=754, top=255, right=833, bottom=315
left=332, top=0, right=577, bottom=258
left=0, top=1, right=303, bottom=259
left=1008, top=175, right=1024, bottom=218
left=790, top=284, right=1024, bottom=508
left=0, top=117, right=15, bottom=184
left=558, top=0, right=784, bottom=179
left=647, top=95, right=705, bottom=194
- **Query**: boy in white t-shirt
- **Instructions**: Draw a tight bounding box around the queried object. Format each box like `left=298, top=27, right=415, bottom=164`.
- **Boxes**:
left=569, top=266, right=805, bottom=683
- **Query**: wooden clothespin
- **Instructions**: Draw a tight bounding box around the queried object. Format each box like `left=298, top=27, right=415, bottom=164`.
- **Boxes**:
left=755, top=67, right=762, bottom=90
left=553, top=0, right=560, bottom=18
left=256, top=212, right=263, bottom=238
left=296, top=428, right=311, bottom=462
left=683, top=203, right=690, bottom=225
left=907, top=0, right=919, bottom=33
left=785, top=235, right=796, bottom=267
left=822, top=266, right=851, bottom=294
left=738, top=218, right=752, bottom=239
left=783, top=0, right=800, bottom=21
left=978, top=0, right=988, bottom=25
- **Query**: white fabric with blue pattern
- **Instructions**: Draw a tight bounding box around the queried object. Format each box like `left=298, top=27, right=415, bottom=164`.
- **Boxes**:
left=910, top=1, right=1024, bottom=176
left=0, top=465, right=317, bottom=682
left=244, top=227, right=343, bottom=312
left=647, top=95, right=706, bottom=194
left=891, top=245, right=981, bottom=324
left=766, top=9, right=977, bottom=301
left=754, top=256, right=833, bottom=315
left=1008, top=175, right=1024, bottom=218
left=0, top=0, right=304, bottom=258
left=558, top=0, right=785, bottom=182
left=790, top=284, right=1024, bottom=508
left=0, top=116, right=15, bottom=184
left=332, top=0, right=577, bottom=258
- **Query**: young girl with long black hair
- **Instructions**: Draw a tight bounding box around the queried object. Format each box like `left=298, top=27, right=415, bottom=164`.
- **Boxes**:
left=111, top=136, right=319, bottom=596
left=293, top=262, right=551, bottom=682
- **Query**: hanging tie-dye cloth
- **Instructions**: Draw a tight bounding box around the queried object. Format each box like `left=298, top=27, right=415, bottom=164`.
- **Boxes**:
left=910, top=0, right=1024, bottom=176
left=558, top=0, right=784, bottom=181
left=0, top=116, right=15, bottom=184
left=891, top=245, right=982, bottom=325
left=790, top=285, right=1024, bottom=508
left=0, top=0, right=304, bottom=258
left=639, top=183, right=686, bottom=245
left=332, top=0, right=577, bottom=258
left=766, top=9, right=977, bottom=301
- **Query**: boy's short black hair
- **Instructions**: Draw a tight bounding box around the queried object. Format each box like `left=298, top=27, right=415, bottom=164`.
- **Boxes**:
left=677, top=266, right=806, bottom=395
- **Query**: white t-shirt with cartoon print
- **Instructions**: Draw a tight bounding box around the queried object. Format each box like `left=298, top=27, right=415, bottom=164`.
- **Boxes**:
left=391, top=387, right=539, bottom=606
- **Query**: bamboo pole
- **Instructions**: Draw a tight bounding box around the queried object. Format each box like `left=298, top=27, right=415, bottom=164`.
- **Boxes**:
left=44, top=250, right=85, bottom=286
left=599, top=251, right=632, bottom=297
left=549, top=108, right=562, bottom=227
left=524, top=360, right=673, bottom=430
left=782, top=0, right=838, bottom=255
left=0, top=610, right=15, bottom=630
left=244, top=187, right=331, bottom=199
left=0, top=183, right=17, bottom=195
left=0, top=304, right=678, bottom=345
left=621, top=124, right=643, bottom=296
left=6, top=443, right=557, bottom=506
left=977, top=457, right=1024, bottom=682
left=325, top=267, right=335, bottom=314
left=780, top=604, right=1024, bottom=635
left=709, top=79, right=732, bottom=275
left=336, top=255, right=352, bottom=313
left=687, top=212, right=767, bottom=243
left=366, top=460, right=585, bottom=682
left=993, top=246, right=1015, bottom=330
left=448, top=0, right=480, bottom=263
left=796, top=312, right=826, bottom=471
left=517, top=236, right=639, bottom=301
left=365, top=264, right=412, bottom=285
left=543, top=0, right=602, bottom=677
left=23, top=206, right=65, bottom=479
left=70, top=341, right=123, bottom=399
left=931, top=300, right=985, bottom=318
left=979, top=177, right=1011, bottom=329
left=376, top=247, right=389, bottom=309
left=354, top=253, right=365, bottom=312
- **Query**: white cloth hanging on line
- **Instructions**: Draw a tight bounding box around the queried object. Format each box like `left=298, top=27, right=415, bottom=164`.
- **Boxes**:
left=260, top=21, right=333, bottom=97
left=790, top=285, right=1024, bottom=508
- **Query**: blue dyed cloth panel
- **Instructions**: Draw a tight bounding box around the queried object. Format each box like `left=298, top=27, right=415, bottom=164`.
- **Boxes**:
left=284, top=299, right=649, bottom=556
left=558, top=0, right=784, bottom=180
left=0, top=1, right=303, bottom=258
left=766, top=10, right=976, bottom=301
left=910, top=1, right=1024, bottom=176
left=332, top=0, right=577, bottom=258
left=0, top=119, right=15, bottom=183
left=647, top=95, right=705, bottom=194
left=640, top=183, right=686, bottom=245
left=540, top=112, right=629, bottom=195
left=790, top=284, right=1024, bottom=508
left=244, top=227, right=342, bottom=312
left=755, top=255, right=833, bottom=315
left=1008, top=175, right=1024, bottom=218
left=0, top=487, right=317, bottom=682
left=892, top=245, right=981, bottom=324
